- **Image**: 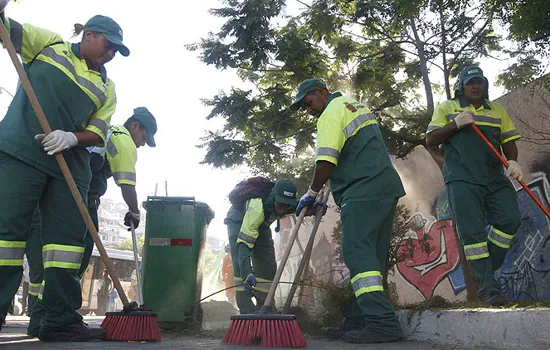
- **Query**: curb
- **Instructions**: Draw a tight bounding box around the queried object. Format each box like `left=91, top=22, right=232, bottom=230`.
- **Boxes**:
left=398, top=308, right=550, bottom=350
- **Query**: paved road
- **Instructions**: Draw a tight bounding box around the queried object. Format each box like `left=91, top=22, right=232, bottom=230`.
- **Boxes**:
left=1, top=316, right=488, bottom=349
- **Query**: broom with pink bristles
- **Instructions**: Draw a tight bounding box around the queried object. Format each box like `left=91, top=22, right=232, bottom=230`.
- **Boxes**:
left=222, top=189, right=328, bottom=348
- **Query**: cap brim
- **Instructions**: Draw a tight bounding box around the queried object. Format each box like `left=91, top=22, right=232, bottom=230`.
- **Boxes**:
left=103, top=33, right=130, bottom=57
left=275, top=194, right=298, bottom=207
left=289, top=92, right=307, bottom=112
left=146, top=133, right=156, bottom=147
left=463, top=74, right=484, bottom=84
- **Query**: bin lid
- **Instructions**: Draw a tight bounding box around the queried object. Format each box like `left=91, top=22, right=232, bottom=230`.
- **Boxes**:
left=144, top=196, right=215, bottom=225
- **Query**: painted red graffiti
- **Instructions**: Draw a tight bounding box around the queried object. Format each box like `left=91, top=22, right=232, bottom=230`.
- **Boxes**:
left=396, top=219, right=460, bottom=299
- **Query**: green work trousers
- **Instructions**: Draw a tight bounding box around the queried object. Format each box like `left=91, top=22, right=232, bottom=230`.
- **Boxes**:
left=339, top=198, right=403, bottom=337
left=447, top=179, right=520, bottom=299
left=26, top=196, right=98, bottom=333
left=0, top=151, right=88, bottom=329
left=226, top=215, right=276, bottom=314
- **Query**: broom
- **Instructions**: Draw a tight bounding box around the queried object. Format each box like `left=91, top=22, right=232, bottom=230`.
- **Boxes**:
left=0, top=10, right=160, bottom=342
left=283, top=189, right=330, bottom=314
left=222, top=190, right=327, bottom=347
left=471, top=124, right=550, bottom=219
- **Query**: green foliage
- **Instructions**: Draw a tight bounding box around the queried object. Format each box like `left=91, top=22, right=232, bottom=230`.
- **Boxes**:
left=112, top=235, right=145, bottom=256
left=194, top=0, right=547, bottom=177
left=490, top=0, right=550, bottom=44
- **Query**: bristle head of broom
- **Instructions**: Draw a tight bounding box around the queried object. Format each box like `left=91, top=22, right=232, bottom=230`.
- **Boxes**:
left=222, top=313, right=307, bottom=348
left=230, top=313, right=296, bottom=321
left=101, top=310, right=161, bottom=342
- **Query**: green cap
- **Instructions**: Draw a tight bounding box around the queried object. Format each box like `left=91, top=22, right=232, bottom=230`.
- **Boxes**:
left=273, top=179, right=298, bottom=207
left=132, top=107, right=157, bottom=147
left=84, top=15, right=130, bottom=57
left=458, top=66, right=485, bottom=85
left=289, top=78, right=327, bottom=111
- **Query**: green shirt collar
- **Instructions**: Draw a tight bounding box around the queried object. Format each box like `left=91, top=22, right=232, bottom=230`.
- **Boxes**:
left=71, top=43, right=108, bottom=83
left=458, top=96, right=491, bottom=110
left=323, top=91, right=343, bottom=111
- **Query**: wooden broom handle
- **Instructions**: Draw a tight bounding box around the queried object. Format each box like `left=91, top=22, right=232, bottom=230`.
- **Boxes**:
left=263, top=207, right=307, bottom=308
left=471, top=124, right=550, bottom=219
left=283, top=189, right=330, bottom=313
left=0, top=20, right=130, bottom=307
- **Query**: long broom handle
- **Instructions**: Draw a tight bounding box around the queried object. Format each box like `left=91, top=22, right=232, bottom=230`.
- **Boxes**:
left=130, top=222, right=143, bottom=305
left=283, top=189, right=330, bottom=313
left=471, top=124, right=550, bottom=219
left=0, top=20, right=130, bottom=307
left=263, top=208, right=307, bottom=309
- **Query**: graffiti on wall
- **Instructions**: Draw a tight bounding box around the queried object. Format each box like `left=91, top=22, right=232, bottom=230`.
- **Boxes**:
left=397, top=173, right=550, bottom=302
left=496, top=173, right=550, bottom=301
left=395, top=210, right=464, bottom=299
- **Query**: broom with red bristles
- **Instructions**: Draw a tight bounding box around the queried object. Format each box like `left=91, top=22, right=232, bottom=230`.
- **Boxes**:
left=222, top=189, right=328, bottom=347
left=0, top=9, right=160, bottom=342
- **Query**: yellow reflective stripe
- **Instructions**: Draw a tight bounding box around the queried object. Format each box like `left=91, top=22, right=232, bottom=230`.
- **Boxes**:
left=0, top=241, right=27, bottom=248
left=351, top=271, right=384, bottom=297
left=43, top=244, right=84, bottom=270
left=234, top=276, right=245, bottom=291
left=343, top=113, right=376, bottom=138
left=0, top=241, right=26, bottom=266
left=29, top=282, right=41, bottom=296
left=43, top=244, right=85, bottom=253
left=255, top=278, right=273, bottom=293
left=38, top=280, right=45, bottom=300
left=488, top=226, right=514, bottom=249
left=464, top=242, right=490, bottom=260
left=39, top=47, right=107, bottom=106
left=112, top=172, right=137, bottom=182
left=316, top=147, right=340, bottom=160
left=501, top=130, right=521, bottom=144
left=350, top=271, right=382, bottom=284
left=0, top=259, right=24, bottom=266
left=446, top=113, right=501, bottom=128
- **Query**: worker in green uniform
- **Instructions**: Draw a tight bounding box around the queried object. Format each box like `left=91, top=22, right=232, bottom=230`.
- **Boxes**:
left=290, top=79, right=406, bottom=343
left=0, top=13, right=129, bottom=342
left=426, top=66, right=521, bottom=306
left=26, top=108, right=157, bottom=336
left=224, top=179, right=298, bottom=314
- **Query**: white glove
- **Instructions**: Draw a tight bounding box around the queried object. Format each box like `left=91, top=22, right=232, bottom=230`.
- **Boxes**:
left=35, top=130, right=78, bottom=155
left=454, top=111, right=475, bottom=129
left=506, top=160, right=523, bottom=182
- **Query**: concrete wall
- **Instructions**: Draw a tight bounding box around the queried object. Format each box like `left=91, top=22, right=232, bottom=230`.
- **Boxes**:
left=275, top=74, right=550, bottom=306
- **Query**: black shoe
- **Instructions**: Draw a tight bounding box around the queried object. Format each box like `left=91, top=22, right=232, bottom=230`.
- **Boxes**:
left=38, top=321, right=106, bottom=342
left=483, top=292, right=507, bottom=307
left=345, top=326, right=404, bottom=344
left=326, top=320, right=364, bottom=340
left=27, top=325, right=40, bottom=337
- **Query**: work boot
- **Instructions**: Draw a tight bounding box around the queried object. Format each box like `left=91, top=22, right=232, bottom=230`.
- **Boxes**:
left=344, top=324, right=404, bottom=344
left=38, top=321, right=106, bottom=342
left=26, top=323, right=40, bottom=337
left=326, top=320, right=364, bottom=339
left=483, top=291, right=507, bottom=307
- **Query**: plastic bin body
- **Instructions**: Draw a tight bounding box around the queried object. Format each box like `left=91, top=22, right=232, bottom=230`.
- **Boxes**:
left=142, top=196, right=214, bottom=326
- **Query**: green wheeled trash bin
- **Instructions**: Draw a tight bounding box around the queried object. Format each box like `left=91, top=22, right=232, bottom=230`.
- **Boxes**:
left=142, top=196, right=215, bottom=329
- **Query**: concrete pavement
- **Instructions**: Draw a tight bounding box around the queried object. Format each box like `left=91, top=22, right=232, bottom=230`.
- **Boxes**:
left=1, top=316, right=489, bottom=349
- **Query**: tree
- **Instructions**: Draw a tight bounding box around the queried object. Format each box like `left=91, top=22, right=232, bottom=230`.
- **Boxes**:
left=113, top=235, right=145, bottom=257
left=191, top=0, right=537, bottom=176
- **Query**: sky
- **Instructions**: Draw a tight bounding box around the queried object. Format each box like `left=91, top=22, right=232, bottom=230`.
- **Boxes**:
left=0, top=0, right=535, bottom=242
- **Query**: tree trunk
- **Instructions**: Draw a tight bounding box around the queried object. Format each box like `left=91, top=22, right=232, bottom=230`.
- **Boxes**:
left=409, top=13, right=435, bottom=115
left=438, top=4, right=452, bottom=100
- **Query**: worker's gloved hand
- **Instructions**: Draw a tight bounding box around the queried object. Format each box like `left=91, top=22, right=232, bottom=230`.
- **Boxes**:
left=306, top=201, right=327, bottom=217
left=124, top=211, right=140, bottom=231
left=454, top=111, right=475, bottom=129
left=296, top=187, right=318, bottom=217
left=243, top=273, right=257, bottom=293
left=35, top=130, right=78, bottom=155
left=506, top=160, right=523, bottom=182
